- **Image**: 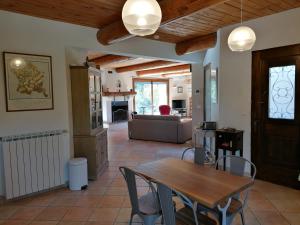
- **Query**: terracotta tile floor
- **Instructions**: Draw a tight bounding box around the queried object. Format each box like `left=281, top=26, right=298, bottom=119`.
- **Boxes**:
left=1, top=123, right=300, bottom=225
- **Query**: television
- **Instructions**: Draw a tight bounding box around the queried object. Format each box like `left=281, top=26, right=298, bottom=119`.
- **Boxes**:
left=172, top=100, right=186, bottom=109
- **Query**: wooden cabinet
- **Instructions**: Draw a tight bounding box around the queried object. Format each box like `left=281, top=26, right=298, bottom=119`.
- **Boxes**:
left=70, top=66, right=103, bottom=136
left=70, top=66, right=108, bottom=180
left=215, top=129, right=244, bottom=170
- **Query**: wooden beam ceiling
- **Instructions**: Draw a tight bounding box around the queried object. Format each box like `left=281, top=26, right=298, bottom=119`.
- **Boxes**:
left=137, top=64, right=191, bottom=76
left=115, top=60, right=179, bottom=73
left=97, top=0, right=228, bottom=45
left=88, top=54, right=132, bottom=67
left=1, top=0, right=300, bottom=54
left=162, top=72, right=192, bottom=78
left=176, top=33, right=217, bottom=55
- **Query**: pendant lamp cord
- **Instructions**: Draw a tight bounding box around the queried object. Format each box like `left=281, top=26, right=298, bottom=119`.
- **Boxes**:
left=240, top=0, right=243, bottom=24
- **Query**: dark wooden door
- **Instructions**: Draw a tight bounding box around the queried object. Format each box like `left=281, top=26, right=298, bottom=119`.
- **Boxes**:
left=252, top=44, right=300, bottom=189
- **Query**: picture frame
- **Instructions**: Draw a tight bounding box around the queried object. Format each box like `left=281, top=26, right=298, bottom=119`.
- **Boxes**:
left=177, top=86, right=183, bottom=93
left=211, top=68, right=218, bottom=104
left=3, top=52, right=54, bottom=112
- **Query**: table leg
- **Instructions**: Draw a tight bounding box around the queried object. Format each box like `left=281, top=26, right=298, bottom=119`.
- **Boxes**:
left=192, top=202, right=199, bottom=225
left=215, top=149, right=219, bottom=169
left=223, top=149, right=226, bottom=170
left=217, top=197, right=232, bottom=225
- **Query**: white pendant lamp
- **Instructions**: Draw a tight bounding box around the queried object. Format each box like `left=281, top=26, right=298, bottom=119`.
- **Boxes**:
left=228, top=0, right=256, bottom=52
left=122, top=0, right=162, bottom=36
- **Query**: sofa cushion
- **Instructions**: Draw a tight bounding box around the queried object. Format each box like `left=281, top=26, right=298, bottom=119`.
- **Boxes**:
left=133, top=114, right=181, bottom=121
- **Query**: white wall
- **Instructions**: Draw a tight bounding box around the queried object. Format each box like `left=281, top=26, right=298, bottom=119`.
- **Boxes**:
left=218, top=8, right=300, bottom=161
left=0, top=10, right=202, bottom=196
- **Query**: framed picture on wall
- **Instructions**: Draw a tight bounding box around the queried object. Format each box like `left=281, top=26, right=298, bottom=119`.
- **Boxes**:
left=211, top=68, right=218, bottom=104
left=3, top=52, right=54, bottom=112
left=177, top=86, right=183, bottom=93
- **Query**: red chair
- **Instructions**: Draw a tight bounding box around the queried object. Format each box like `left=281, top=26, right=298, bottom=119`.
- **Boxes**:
left=159, top=105, right=171, bottom=115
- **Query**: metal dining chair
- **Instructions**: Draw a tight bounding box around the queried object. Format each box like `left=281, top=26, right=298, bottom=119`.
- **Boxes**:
left=198, top=155, right=257, bottom=225
left=157, top=183, right=217, bottom=225
left=119, top=167, right=162, bottom=225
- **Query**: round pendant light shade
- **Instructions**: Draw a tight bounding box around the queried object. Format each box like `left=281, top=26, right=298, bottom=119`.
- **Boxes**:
left=122, top=0, right=162, bottom=36
left=228, top=26, right=256, bottom=52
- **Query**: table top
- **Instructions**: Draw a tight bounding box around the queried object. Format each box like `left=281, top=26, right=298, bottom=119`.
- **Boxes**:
left=133, top=158, right=253, bottom=208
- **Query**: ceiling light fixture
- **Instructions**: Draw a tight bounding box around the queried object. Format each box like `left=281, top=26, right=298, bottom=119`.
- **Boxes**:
left=122, top=0, right=162, bottom=36
left=228, top=0, right=256, bottom=52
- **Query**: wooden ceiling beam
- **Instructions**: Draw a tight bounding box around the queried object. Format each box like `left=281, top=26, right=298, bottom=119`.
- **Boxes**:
left=115, top=60, right=179, bottom=73
left=176, top=32, right=217, bottom=55
left=137, top=64, right=191, bottom=76
left=97, top=0, right=228, bottom=45
left=161, top=72, right=192, bottom=78
left=88, top=54, right=132, bottom=67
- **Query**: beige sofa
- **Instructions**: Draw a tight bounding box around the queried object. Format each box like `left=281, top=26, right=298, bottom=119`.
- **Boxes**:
left=128, top=115, right=192, bottom=144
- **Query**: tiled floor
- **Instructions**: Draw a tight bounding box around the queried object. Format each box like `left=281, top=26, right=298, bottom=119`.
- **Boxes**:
left=0, top=123, right=300, bottom=225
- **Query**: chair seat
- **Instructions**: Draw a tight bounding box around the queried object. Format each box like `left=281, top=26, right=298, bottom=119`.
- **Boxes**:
left=139, top=192, right=160, bottom=215
left=176, top=206, right=217, bottom=225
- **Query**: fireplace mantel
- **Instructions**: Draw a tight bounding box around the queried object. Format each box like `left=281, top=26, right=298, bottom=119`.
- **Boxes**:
left=102, top=91, right=136, bottom=97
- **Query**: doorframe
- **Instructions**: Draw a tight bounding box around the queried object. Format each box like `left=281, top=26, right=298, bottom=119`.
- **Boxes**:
left=132, top=78, right=170, bottom=113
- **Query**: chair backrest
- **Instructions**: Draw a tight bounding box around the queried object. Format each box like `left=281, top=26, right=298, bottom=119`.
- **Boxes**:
left=215, top=155, right=256, bottom=207
left=157, top=183, right=200, bottom=225
left=119, top=167, right=160, bottom=215
left=159, top=105, right=171, bottom=115
left=215, top=155, right=256, bottom=180
left=119, top=167, right=140, bottom=214
left=157, top=183, right=176, bottom=225
left=181, top=147, right=195, bottom=161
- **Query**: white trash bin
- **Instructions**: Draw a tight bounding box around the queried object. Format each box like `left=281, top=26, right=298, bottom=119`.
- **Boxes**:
left=69, top=158, right=88, bottom=191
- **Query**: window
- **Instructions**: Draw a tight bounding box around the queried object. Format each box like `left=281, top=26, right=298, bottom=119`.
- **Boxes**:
left=133, top=78, right=169, bottom=115
left=268, top=65, right=296, bottom=120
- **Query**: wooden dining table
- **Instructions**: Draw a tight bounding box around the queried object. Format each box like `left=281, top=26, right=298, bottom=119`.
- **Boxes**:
left=133, top=158, right=254, bottom=225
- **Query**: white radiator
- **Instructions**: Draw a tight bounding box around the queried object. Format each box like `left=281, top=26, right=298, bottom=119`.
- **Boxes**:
left=0, top=130, right=67, bottom=199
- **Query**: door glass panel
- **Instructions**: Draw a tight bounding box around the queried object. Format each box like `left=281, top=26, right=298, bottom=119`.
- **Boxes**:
left=96, top=94, right=101, bottom=110
left=152, top=82, right=168, bottom=115
left=91, top=112, right=97, bottom=129
left=97, top=111, right=103, bottom=128
left=95, top=76, right=101, bottom=93
left=89, top=75, right=95, bottom=92
left=268, top=65, right=296, bottom=120
left=90, top=94, right=96, bottom=112
left=135, top=82, right=152, bottom=114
